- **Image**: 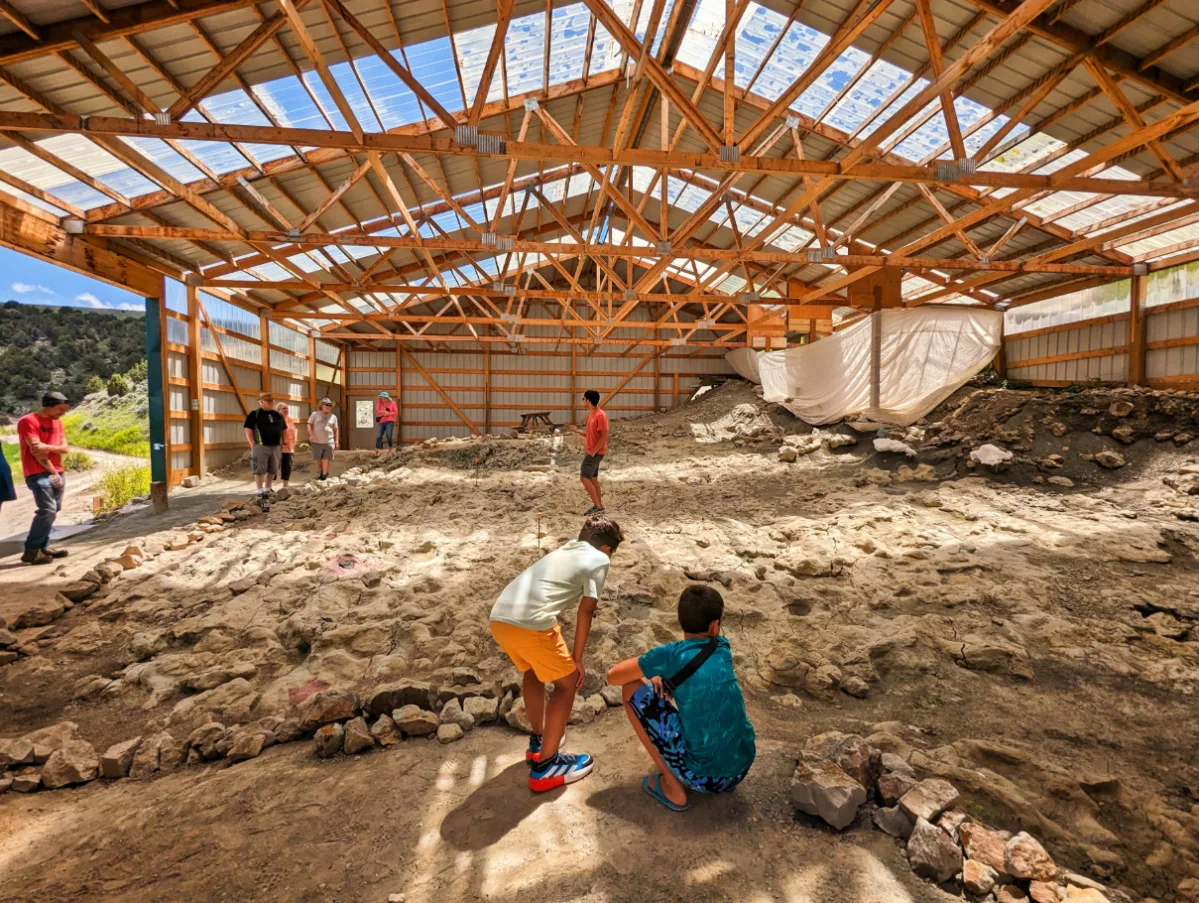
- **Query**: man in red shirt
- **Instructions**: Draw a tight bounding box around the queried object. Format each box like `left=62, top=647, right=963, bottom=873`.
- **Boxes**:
left=568, top=389, right=609, bottom=515
left=17, top=391, right=72, bottom=565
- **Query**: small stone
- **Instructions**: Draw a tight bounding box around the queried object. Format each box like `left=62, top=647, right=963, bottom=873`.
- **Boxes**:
left=505, top=697, right=533, bottom=733
left=1006, top=831, right=1057, bottom=880
left=181, top=475, right=200, bottom=488
left=452, top=667, right=482, bottom=685
left=58, top=580, right=99, bottom=603
left=568, top=694, right=597, bottom=725
left=0, top=628, right=16, bottom=648
left=880, top=753, right=914, bottom=777
left=388, top=894, right=406, bottom=902
left=297, top=689, right=357, bottom=732
left=962, top=822, right=1011, bottom=873
left=369, top=715, right=402, bottom=747
left=393, top=705, right=440, bottom=737
left=113, top=554, right=142, bottom=570
left=100, top=738, right=141, bottom=778
left=1048, top=476, right=1075, bottom=487
left=1030, top=880, right=1065, bottom=903
left=585, top=693, right=607, bottom=717
left=840, top=676, right=869, bottom=698
left=1109, top=401, right=1134, bottom=417
left=938, top=809, right=970, bottom=842
left=342, top=717, right=374, bottom=754
left=439, top=698, right=475, bottom=732
left=1095, top=450, right=1125, bottom=469
left=1063, top=889, right=1109, bottom=903
left=790, top=757, right=866, bottom=830
left=95, top=561, right=124, bottom=581
left=878, top=771, right=917, bottom=805
left=462, top=696, right=499, bottom=724
left=227, top=730, right=269, bottom=762
left=1111, top=426, right=1136, bottom=444
left=997, top=887, right=1030, bottom=903
left=600, top=685, right=624, bottom=707
left=873, top=805, right=915, bottom=838
left=778, top=446, right=798, bottom=463
left=899, top=778, right=960, bottom=822
left=40, top=739, right=101, bottom=788
left=129, top=731, right=180, bottom=779
left=1175, top=879, right=1199, bottom=902
left=0, top=775, right=11, bottom=793
left=12, top=771, right=41, bottom=793
left=907, top=816, right=963, bottom=883
left=0, top=738, right=35, bottom=767
left=275, top=719, right=302, bottom=744
left=13, top=597, right=65, bottom=628
left=963, top=859, right=1000, bottom=895
left=186, top=723, right=227, bottom=760
left=313, top=723, right=344, bottom=758
left=437, top=723, right=464, bottom=743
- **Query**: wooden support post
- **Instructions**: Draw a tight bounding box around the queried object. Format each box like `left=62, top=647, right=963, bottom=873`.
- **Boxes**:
left=994, top=317, right=1007, bottom=378
left=258, top=312, right=271, bottom=398
left=307, top=331, right=318, bottom=411
left=1129, top=270, right=1147, bottom=385
left=673, top=371, right=680, bottom=409
left=146, top=279, right=169, bottom=506
left=186, top=282, right=205, bottom=477
left=483, top=347, right=491, bottom=434
left=653, top=353, right=661, bottom=412
left=395, top=342, right=404, bottom=444
left=570, top=343, right=578, bottom=425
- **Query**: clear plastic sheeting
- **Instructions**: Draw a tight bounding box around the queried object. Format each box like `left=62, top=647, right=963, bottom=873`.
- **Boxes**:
left=753, top=308, right=1003, bottom=426
left=725, top=347, right=763, bottom=383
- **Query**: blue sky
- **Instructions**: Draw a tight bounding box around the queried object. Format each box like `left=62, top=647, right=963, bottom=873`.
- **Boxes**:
left=0, top=246, right=142, bottom=311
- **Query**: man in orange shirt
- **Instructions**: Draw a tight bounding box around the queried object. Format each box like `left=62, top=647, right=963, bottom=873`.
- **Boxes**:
left=568, top=389, right=609, bottom=515
left=17, top=391, right=72, bottom=565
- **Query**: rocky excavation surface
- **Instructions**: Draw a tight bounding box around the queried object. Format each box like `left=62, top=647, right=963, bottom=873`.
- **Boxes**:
left=1, top=381, right=1198, bottom=902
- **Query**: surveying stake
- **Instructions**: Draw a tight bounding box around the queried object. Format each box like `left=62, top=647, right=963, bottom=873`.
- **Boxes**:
left=536, top=512, right=543, bottom=551
left=474, top=456, right=480, bottom=488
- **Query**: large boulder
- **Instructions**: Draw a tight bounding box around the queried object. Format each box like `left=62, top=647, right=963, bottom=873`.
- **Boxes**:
left=790, top=757, right=866, bottom=830
left=907, top=817, right=963, bottom=883
left=873, top=805, right=915, bottom=839
left=439, top=699, right=475, bottom=732
left=463, top=696, right=499, bottom=724
left=899, top=778, right=960, bottom=822
left=342, top=717, right=374, bottom=755
left=369, top=715, right=402, bottom=747
left=129, top=732, right=183, bottom=779
left=393, top=705, right=439, bottom=737
left=961, top=822, right=1011, bottom=873
left=437, top=723, right=464, bottom=744
left=963, top=859, right=999, bottom=895
left=297, top=689, right=358, bottom=732
left=0, top=738, right=35, bottom=767
left=804, top=733, right=882, bottom=790
left=100, top=738, right=141, bottom=778
left=1005, top=831, right=1056, bottom=880
left=40, top=739, right=100, bottom=788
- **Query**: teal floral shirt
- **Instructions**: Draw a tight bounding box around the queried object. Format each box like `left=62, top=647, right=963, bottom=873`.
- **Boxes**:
left=638, top=637, right=756, bottom=778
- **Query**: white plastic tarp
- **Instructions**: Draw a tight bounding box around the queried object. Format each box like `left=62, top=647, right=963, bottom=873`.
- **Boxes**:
left=749, top=308, right=1003, bottom=426
left=725, top=347, right=763, bottom=383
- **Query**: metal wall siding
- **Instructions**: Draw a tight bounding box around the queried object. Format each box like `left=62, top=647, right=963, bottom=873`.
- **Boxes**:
left=1146, top=306, right=1199, bottom=380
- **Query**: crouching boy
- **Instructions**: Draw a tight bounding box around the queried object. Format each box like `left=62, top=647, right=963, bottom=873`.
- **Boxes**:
left=489, top=513, right=624, bottom=791
left=607, top=585, right=755, bottom=811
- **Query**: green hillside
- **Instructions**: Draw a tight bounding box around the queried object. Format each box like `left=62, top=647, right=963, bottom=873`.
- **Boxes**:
left=0, top=301, right=145, bottom=416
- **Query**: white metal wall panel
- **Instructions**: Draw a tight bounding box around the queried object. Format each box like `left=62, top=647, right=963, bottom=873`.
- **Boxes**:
left=1007, top=318, right=1128, bottom=384
left=1146, top=306, right=1199, bottom=380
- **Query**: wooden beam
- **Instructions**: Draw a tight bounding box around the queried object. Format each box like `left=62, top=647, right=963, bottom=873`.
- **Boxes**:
left=0, top=0, right=40, bottom=41
left=468, top=0, right=516, bottom=126
left=915, top=0, right=967, bottom=161
left=186, top=283, right=206, bottom=477
left=398, top=346, right=480, bottom=434
left=1128, top=270, right=1146, bottom=386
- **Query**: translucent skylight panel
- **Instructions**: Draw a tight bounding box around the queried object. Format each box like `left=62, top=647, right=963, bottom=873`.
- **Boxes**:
left=770, top=224, right=815, bottom=251
left=0, top=145, right=111, bottom=210
left=983, top=133, right=1066, bottom=174
left=1054, top=194, right=1151, bottom=232
left=1023, top=190, right=1098, bottom=219
left=733, top=4, right=793, bottom=101
left=505, top=14, right=548, bottom=96
left=1086, top=199, right=1189, bottom=237
left=964, top=115, right=1023, bottom=158
left=347, top=56, right=422, bottom=130
left=199, top=89, right=294, bottom=165
left=251, top=262, right=292, bottom=282
left=253, top=76, right=331, bottom=130
left=330, top=62, right=385, bottom=132
left=633, top=0, right=679, bottom=57
left=178, top=110, right=256, bottom=175
left=0, top=184, right=68, bottom=215
left=792, top=46, right=871, bottom=120
left=718, top=274, right=747, bottom=294
left=857, top=77, right=928, bottom=139
left=675, top=0, right=724, bottom=70
left=1119, top=223, right=1199, bottom=258
left=34, top=135, right=162, bottom=199
left=549, top=4, right=595, bottom=85
left=823, top=58, right=910, bottom=132
left=892, top=109, right=949, bottom=161
left=121, top=137, right=207, bottom=185
left=405, top=36, right=466, bottom=112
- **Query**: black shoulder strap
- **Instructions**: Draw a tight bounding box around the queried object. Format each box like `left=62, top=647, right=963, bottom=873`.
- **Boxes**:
left=663, top=637, right=719, bottom=695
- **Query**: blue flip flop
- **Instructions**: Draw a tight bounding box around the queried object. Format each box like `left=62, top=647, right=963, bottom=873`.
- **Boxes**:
left=642, top=774, right=690, bottom=812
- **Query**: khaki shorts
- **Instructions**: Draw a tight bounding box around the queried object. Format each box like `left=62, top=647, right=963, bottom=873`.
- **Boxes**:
left=490, top=621, right=576, bottom=683
left=310, top=442, right=334, bottom=462
left=250, top=444, right=281, bottom=476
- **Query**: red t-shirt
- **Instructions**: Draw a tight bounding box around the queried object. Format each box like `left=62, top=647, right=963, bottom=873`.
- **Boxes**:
left=376, top=399, right=397, bottom=424
left=585, top=407, right=609, bottom=456
left=17, top=413, right=64, bottom=478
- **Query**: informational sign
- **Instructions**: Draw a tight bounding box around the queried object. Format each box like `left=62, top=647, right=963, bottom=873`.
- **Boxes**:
left=355, top=399, right=373, bottom=429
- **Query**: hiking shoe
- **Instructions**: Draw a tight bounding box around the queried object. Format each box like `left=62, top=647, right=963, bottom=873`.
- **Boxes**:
left=584, top=505, right=605, bottom=516
left=21, top=549, right=53, bottom=566
left=528, top=752, right=594, bottom=792
left=525, top=731, right=567, bottom=764
left=42, top=547, right=69, bottom=559
left=260, top=495, right=270, bottom=513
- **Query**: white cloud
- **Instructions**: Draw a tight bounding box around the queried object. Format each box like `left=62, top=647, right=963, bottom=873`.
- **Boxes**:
left=12, top=282, right=35, bottom=293
left=118, top=302, right=142, bottom=311
left=76, top=292, right=106, bottom=308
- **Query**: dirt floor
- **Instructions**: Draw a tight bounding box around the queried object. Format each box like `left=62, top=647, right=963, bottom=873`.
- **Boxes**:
left=1, top=381, right=1198, bottom=903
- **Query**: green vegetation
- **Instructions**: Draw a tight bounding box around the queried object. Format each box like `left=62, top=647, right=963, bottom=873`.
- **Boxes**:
left=106, top=372, right=130, bottom=397
left=63, top=405, right=150, bottom=458
left=2, top=441, right=17, bottom=469
left=62, top=450, right=94, bottom=472
left=96, top=464, right=151, bottom=513
left=0, top=301, right=145, bottom=415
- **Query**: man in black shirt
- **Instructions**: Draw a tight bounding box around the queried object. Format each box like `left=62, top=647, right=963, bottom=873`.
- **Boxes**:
left=243, top=393, right=286, bottom=512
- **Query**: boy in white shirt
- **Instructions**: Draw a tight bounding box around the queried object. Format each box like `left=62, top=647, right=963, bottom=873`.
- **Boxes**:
left=490, top=513, right=623, bottom=791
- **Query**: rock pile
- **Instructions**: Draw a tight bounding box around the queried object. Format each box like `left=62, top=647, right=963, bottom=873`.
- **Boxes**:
left=791, top=731, right=1133, bottom=902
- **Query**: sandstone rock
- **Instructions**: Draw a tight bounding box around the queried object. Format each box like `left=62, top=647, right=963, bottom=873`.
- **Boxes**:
left=1006, top=831, right=1056, bottom=880
left=393, top=705, right=439, bottom=737
left=227, top=729, right=270, bottom=762
left=40, top=739, right=100, bottom=788
left=1095, top=450, right=1126, bottom=469
left=778, top=446, right=798, bottom=463
left=1048, top=476, right=1075, bottom=487
left=181, top=475, right=200, bottom=488
left=963, top=859, right=999, bottom=895
left=13, top=597, right=65, bottom=629
left=1030, top=880, right=1065, bottom=903
left=825, top=433, right=856, bottom=449
left=938, top=809, right=970, bottom=843
left=1111, top=425, right=1135, bottom=444
left=790, top=757, right=866, bottom=830
left=961, top=823, right=1011, bottom=873
left=274, top=718, right=302, bottom=744
left=313, top=723, right=344, bottom=758
left=297, top=689, right=357, bottom=732
left=113, top=554, right=143, bottom=570
left=0, top=628, right=16, bottom=648
left=100, top=738, right=141, bottom=778
left=437, top=723, right=464, bottom=743
left=873, top=805, right=915, bottom=839
left=58, top=580, right=100, bottom=603
left=1063, top=888, right=1109, bottom=903
left=1109, top=400, right=1134, bottom=417
left=342, top=717, right=374, bottom=754
left=186, top=723, right=227, bottom=760
left=568, top=694, right=597, bottom=725
left=367, top=680, right=435, bottom=715
left=0, top=738, right=35, bottom=767
left=129, top=731, right=180, bottom=779
left=997, top=887, right=1030, bottom=903
left=439, top=698, right=475, bottom=732
left=840, top=676, right=869, bottom=698
left=899, top=778, right=960, bottom=822
left=907, top=816, right=962, bottom=883
left=95, top=561, right=124, bottom=581
left=0, top=775, right=10, bottom=793
left=12, top=771, right=41, bottom=793
left=878, top=771, right=917, bottom=805
left=369, top=715, right=402, bottom=747
left=600, top=685, right=624, bottom=707
left=505, top=698, right=533, bottom=733
left=804, top=732, right=882, bottom=790
left=462, top=696, right=499, bottom=724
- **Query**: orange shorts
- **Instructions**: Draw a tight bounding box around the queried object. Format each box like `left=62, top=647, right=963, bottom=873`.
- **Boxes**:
left=490, top=621, right=577, bottom=683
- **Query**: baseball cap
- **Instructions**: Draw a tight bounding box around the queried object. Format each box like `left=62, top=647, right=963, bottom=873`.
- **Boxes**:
left=378, top=391, right=390, bottom=398
left=320, top=397, right=333, bottom=405
left=259, top=392, right=274, bottom=402
left=42, top=391, right=69, bottom=406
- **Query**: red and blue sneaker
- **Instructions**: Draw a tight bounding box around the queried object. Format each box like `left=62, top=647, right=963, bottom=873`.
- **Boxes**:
left=525, top=731, right=566, bottom=763
left=528, top=752, right=594, bottom=792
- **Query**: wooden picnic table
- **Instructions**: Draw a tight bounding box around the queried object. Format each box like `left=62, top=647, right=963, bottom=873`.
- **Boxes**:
left=517, top=411, right=555, bottom=433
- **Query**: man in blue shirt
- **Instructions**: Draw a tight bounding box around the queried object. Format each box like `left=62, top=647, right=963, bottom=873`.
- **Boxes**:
left=607, top=585, right=756, bottom=811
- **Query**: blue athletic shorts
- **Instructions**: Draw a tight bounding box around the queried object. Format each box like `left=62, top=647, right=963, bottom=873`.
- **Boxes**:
left=627, top=682, right=748, bottom=793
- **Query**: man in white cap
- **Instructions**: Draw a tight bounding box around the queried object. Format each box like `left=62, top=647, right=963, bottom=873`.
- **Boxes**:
left=307, top=398, right=338, bottom=481
left=373, top=390, right=398, bottom=459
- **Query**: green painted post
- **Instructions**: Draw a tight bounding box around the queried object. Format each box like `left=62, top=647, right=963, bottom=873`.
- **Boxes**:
left=145, top=294, right=168, bottom=500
